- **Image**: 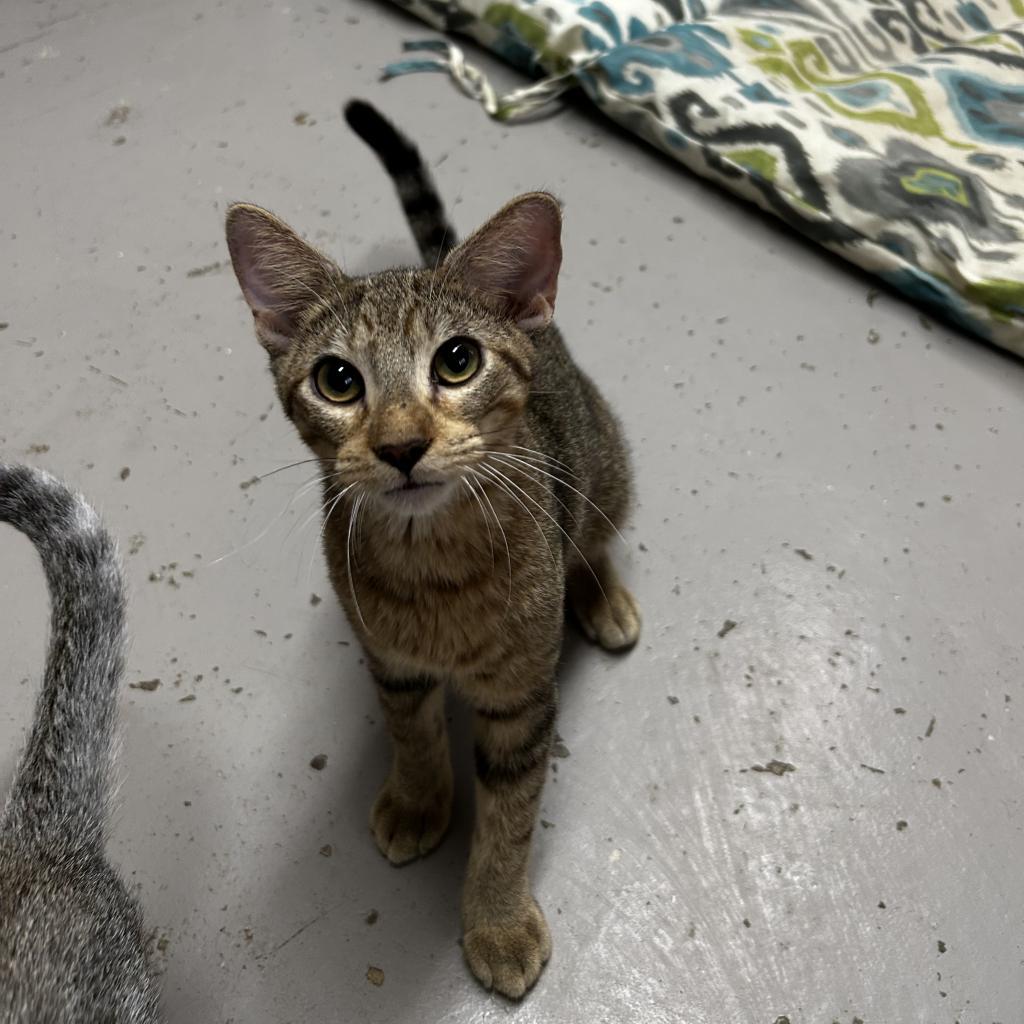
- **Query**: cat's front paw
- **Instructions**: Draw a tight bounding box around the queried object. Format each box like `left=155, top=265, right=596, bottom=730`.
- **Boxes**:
left=463, top=900, right=552, bottom=999
left=574, top=580, right=641, bottom=653
left=370, top=780, right=452, bottom=865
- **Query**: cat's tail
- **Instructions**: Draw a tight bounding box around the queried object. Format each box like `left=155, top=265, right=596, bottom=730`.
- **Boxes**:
left=344, top=99, right=458, bottom=269
left=0, top=464, right=125, bottom=849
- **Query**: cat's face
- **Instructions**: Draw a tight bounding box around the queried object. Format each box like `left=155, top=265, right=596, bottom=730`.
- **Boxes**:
left=226, top=195, right=562, bottom=519
left=267, top=270, right=538, bottom=517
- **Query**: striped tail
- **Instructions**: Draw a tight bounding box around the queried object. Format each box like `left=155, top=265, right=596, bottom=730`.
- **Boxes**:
left=0, top=464, right=125, bottom=850
left=344, top=99, right=457, bottom=268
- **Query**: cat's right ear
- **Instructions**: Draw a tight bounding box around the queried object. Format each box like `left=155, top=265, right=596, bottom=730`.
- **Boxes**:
left=225, top=203, right=343, bottom=355
left=444, top=192, right=562, bottom=330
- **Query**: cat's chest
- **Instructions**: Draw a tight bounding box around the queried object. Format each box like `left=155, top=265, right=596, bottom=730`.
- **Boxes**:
left=324, top=510, right=560, bottom=675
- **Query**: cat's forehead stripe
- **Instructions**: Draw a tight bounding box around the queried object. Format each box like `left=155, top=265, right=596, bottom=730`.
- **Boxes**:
left=402, top=301, right=419, bottom=340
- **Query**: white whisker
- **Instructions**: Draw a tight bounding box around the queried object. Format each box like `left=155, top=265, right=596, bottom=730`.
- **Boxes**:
left=486, top=454, right=581, bottom=527
left=255, top=457, right=327, bottom=482
left=347, top=491, right=372, bottom=635
left=480, top=460, right=608, bottom=603
left=306, top=483, right=356, bottom=583
left=475, top=464, right=556, bottom=568
left=293, top=472, right=328, bottom=506
left=483, top=448, right=577, bottom=481
left=475, top=439, right=575, bottom=474
left=489, top=452, right=626, bottom=545
left=506, top=444, right=576, bottom=475
left=426, top=224, right=450, bottom=305
left=206, top=469, right=329, bottom=567
left=462, top=475, right=494, bottom=567
left=290, top=474, right=350, bottom=541
left=466, top=469, right=514, bottom=611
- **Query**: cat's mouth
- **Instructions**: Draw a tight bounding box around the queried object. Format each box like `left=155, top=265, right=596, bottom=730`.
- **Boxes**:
left=387, top=479, right=441, bottom=495
left=379, top=477, right=452, bottom=517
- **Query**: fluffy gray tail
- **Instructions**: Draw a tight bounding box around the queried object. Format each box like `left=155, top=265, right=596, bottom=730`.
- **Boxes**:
left=0, top=464, right=125, bottom=849
left=344, top=99, right=457, bottom=268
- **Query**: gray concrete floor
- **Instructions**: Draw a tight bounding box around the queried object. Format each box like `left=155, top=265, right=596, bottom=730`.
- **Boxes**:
left=3, top=1, right=1024, bottom=1021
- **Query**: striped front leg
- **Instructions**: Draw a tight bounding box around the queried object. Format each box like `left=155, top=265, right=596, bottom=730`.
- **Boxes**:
left=370, top=674, right=453, bottom=865
left=462, top=681, right=556, bottom=999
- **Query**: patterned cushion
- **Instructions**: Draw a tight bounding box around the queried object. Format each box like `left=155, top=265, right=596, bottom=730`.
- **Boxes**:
left=381, top=0, right=1024, bottom=354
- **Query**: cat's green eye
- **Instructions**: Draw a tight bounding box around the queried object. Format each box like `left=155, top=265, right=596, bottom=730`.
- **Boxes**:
left=313, top=358, right=364, bottom=404
left=433, top=337, right=481, bottom=386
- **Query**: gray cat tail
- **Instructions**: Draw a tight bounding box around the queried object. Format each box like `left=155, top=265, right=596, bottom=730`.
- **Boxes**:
left=0, top=464, right=125, bottom=848
left=344, top=99, right=458, bottom=269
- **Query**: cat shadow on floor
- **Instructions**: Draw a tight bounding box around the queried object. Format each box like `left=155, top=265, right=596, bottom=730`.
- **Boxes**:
left=250, top=582, right=617, bottom=1013
left=254, top=600, right=456, bottom=1016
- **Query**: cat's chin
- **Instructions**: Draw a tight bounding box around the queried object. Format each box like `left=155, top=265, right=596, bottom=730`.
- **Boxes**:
left=376, top=479, right=455, bottom=518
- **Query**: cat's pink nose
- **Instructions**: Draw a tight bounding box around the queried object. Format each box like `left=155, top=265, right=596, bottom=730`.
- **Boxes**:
left=374, top=439, right=432, bottom=477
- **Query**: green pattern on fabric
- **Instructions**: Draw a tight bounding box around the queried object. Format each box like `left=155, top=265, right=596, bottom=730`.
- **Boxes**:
left=751, top=49, right=970, bottom=148
left=728, top=148, right=778, bottom=182
left=900, top=168, right=971, bottom=206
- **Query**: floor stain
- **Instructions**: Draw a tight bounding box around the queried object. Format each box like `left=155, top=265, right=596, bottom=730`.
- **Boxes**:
left=752, top=760, right=796, bottom=776
left=104, top=103, right=130, bottom=126
left=187, top=261, right=223, bottom=278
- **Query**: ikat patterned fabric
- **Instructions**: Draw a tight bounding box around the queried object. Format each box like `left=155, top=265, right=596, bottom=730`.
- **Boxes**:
left=381, top=0, right=1024, bottom=352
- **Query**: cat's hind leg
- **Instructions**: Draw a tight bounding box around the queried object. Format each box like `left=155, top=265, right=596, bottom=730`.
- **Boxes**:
left=567, top=548, right=640, bottom=652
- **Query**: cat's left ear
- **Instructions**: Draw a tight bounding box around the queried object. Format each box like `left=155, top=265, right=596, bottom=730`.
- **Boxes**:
left=445, top=192, right=562, bottom=330
left=225, top=203, right=345, bottom=355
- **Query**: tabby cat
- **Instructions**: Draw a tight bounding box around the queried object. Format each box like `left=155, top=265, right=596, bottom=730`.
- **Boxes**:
left=0, top=464, right=161, bottom=1022
left=224, top=100, right=640, bottom=999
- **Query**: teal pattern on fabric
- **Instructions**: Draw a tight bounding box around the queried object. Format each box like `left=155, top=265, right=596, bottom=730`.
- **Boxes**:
left=940, top=71, right=1024, bottom=146
left=587, top=24, right=735, bottom=94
